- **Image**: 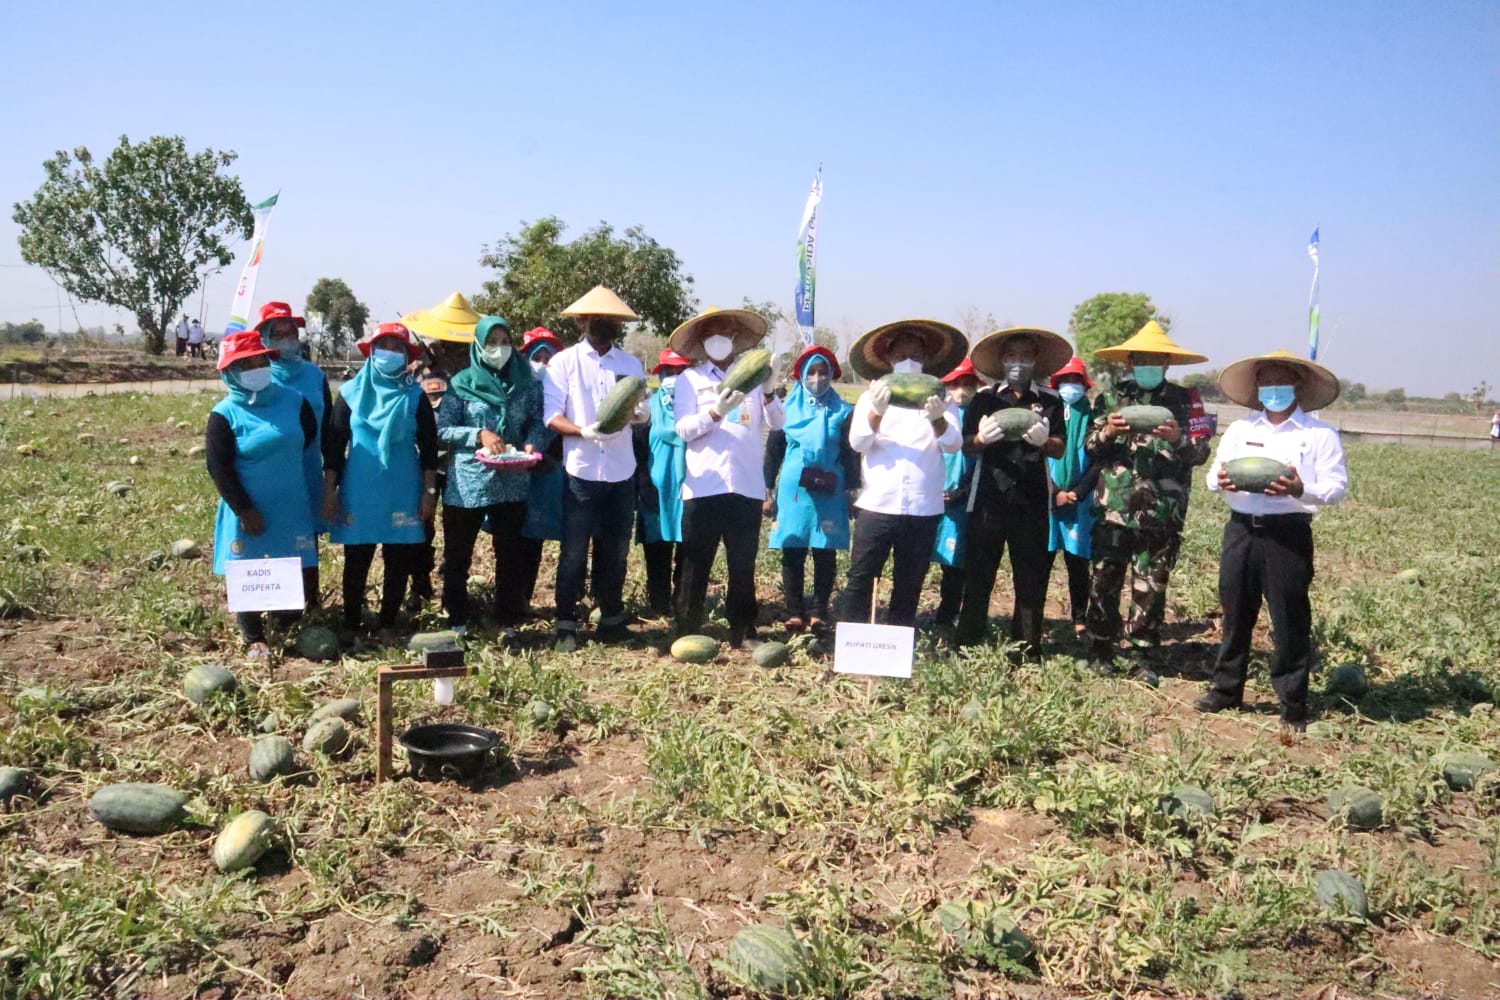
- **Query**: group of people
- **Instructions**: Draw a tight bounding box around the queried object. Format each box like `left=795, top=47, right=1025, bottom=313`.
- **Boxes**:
left=206, top=289, right=1348, bottom=729
left=175, top=314, right=207, bottom=358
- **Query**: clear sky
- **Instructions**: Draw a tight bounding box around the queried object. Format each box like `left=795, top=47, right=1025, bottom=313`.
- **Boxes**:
left=2, top=1, right=1496, bottom=396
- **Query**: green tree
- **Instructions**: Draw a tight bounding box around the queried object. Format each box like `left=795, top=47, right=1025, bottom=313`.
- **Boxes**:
left=305, top=278, right=370, bottom=359
left=11, top=135, right=252, bottom=355
left=473, top=217, right=696, bottom=341
left=1181, top=371, right=1223, bottom=403
left=1067, top=292, right=1171, bottom=385
left=0, top=320, right=47, bottom=346
left=1338, top=378, right=1367, bottom=404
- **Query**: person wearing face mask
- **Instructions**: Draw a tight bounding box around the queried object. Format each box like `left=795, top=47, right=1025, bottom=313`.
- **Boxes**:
left=256, top=301, right=332, bottom=609
left=205, top=330, right=320, bottom=660
left=1200, top=350, right=1347, bottom=732
left=405, top=365, right=450, bottom=608
left=321, top=324, right=440, bottom=644
left=1082, top=320, right=1211, bottom=681
left=437, top=316, right=550, bottom=638
left=1044, top=357, right=1099, bottom=635
left=516, top=328, right=568, bottom=611
left=670, top=307, right=785, bottom=650
left=543, top=286, right=650, bottom=651
left=956, top=329, right=1071, bottom=654
left=636, top=348, right=693, bottom=616
left=841, top=320, right=968, bottom=629
left=927, top=358, right=982, bottom=631
left=765, top=346, right=858, bottom=632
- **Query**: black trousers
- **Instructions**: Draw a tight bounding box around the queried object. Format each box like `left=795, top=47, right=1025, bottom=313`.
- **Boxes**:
left=516, top=537, right=545, bottom=608
left=677, top=493, right=762, bottom=633
left=642, top=540, right=681, bottom=614
left=302, top=564, right=321, bottom=610
left=933, top=564, right=965, bottom=625
left=840, top=511, right=941, bottom=628
left=556, top=476, right=635, bottom=629
left=1045, top=548, right=1091, bottom=624
left=955, top=502, right=1050, bottom=646
left=342, top=542, right=423, bottom=628
left=237, top=610, right=301, bottom=644
left=442, top=501, right=529, bottom=628
left=1210, top=513, right=1315, bottom=719
left=780, top=547, right=836, bottom=619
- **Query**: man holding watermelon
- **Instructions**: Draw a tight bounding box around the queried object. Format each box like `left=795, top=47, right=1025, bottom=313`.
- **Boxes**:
left=1199, top=351, right=1348, bottom=731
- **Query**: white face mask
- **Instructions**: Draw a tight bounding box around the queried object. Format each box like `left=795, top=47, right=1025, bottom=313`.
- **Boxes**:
left=238, top=367, right=273, bottom=393
left=481, top=343, right=512, bottom=369
left=892, top=358, right=923, bottom=375
left=703, top=334, right=734, bottom=362
left=659, top=374, right=678, bottom=395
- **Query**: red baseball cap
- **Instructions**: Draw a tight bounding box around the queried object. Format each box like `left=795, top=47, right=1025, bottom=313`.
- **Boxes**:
left=1048, top=356, right=1094, bottom=389
left=792, top=345, right=841, bottom=381
left=217, top=329, right=278, bottom=371
left=940, top=357, right=980, bottom=384
left=358, top=322, right=424, bottom=361
left=256, top=301, right=306, bottom=330
left=521, top=327, right=564, bottom=356
left=651, top=347, right=695, bottom=375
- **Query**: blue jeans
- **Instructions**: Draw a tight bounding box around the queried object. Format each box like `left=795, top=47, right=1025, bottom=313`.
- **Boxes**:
left=555, top=475, right=635, bottom=630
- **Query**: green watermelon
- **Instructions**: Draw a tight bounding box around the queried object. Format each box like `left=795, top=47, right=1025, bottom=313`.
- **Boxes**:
left=527, top=699, right=553, bottom=726
left=935, top=900, right=1034, bottom=964
left=302, top=717, right=350, bottom=757
left=1224, top=457, right=1293, bottom=492
left=248, top=735, right=298, bottom=782
left=1440, top=751, right=1496, bottom=792
left=310, top=697, right=363, bottom=725
left=1394, top=568, right=1422, bottom=585
left=1327, top=785, right=1382, bottom=830
left=1314, top=869, right=1369, bottom=920
left=725, top=924, right=809, bottom=995
left=408, top=630, right=462, bottom=653
left=295, top=626, right=341, bottom=661
left=992, top=407, right=1042, bottom=440
left=1163, top=784, right=1217, bottom=822
left=959, top=697, right=985, bottom=723
left=1325, top=664, right=1370, bottom=699
left=722, top=348, right=774, bottom=394
left=881, top=372, right=944, bottom=408
left=595, top=375, right=649, bottom=434
left=105, top=480, right=132, bottom=497
left=751, top=641, right=790, bottom=668
left=0, top=767, right=34, bottom=806
left=182, top=664, right=237, bottom=705
left=213, top=810, right=276, bottom=872
left=88, top=783, right=188, bottom=835
left=1118, top=404, right=1174, bottom=433
left=670, top=635, right=719, bottom=664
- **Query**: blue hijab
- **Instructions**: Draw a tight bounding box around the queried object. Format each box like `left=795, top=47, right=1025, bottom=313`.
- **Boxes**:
left=340, top=348, right=419, bottom=468
left=782, top=357, right=850, bottom=459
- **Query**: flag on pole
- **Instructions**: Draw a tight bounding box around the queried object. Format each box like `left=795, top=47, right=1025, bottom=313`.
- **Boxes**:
left=1306, top=227, right=1321, bottom=360
left=224, top=193, right=280, bottom=336
left=793, top=170, right=822, bottom=348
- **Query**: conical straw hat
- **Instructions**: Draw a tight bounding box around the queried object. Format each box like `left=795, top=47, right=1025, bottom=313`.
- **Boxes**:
left=668, top=306, right=768, bottom=361
left=400, top=292, right=480, bottom=343
left=848, top=319, right=968, bottom=379
left=969, top=326, right=1074, bottom=382
left=562, top=285, right=638, bottom=320
left=1217, top=348, right=1340, bottom=410
left=1093, top=319, right=1207, bottom=364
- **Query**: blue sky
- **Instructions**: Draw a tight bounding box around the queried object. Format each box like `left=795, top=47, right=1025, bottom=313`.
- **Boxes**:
left=2, top=1, right=1495, bottom=396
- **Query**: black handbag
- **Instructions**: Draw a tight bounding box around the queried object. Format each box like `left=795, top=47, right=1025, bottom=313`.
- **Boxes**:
left=798, top=467, right=838, bottom=494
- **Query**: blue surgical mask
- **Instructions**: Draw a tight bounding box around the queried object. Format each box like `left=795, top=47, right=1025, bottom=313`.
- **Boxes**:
left=802, top=372, right=830, bottom=397
left=271, top=337, right=301, bottom=361
left=1133, top=365, right=1165, bottom=390
left=235, top=367, right=273, bottom=393
left=1258, top=384, right=1297, bottom=413
left=1058, top=383, right=1086, bottom=406
left=372, top=348, right=407, bottom=377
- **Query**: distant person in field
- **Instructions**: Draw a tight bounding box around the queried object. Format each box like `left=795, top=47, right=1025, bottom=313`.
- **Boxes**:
left=187, top=318, right=205, bottom=358
left=926, top=357, right=981, bottom=632
left=543, top=287, right=648, bottom=652
left=1491, top=409, right=1499, bottom=440
left=956, top=328, right=1070, bottom=656
left=205, top=330, right=318, bottom=660
left=1199, top=350, right=1348, bottom=732
left=437, top=316, right=548, bottom=640
left=839, top=320, right=967, bottom=629
left=175, top=314, right=191, bottom=356
left=670, top=307, right=784, bottom=651
left=321, top=323, right=438, bottom=646
left=257, top=301, right=332, bottom=608
left=516, top=328, right=567, bottom=612
left=638, top=347, right=693, bottom=617
left=1045, top=356, right=1100, bottom=635
left=406, top=363, right=448, bottom=606
left=765, top=345, right=857, bottom=634
left=1082, top=321, right=1211, bottom=684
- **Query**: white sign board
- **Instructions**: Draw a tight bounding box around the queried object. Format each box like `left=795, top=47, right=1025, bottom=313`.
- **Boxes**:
left=832, top=622, right=914, bottom=679
left=225, top=557, right=305, bottom=613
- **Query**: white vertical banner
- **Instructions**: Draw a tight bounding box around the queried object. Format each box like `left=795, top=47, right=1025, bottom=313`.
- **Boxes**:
left=792, top=170, right=822, bottom=348
left=223, top=193, right=279, bottom=336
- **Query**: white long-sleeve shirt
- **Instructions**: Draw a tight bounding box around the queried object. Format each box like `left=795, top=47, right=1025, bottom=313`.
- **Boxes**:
left=674, top=361, right=784, bottom=501
left=848, top=392, right=961, bottom=517
left=1206, top=407, right=1347, bottom=515
left=543, top=341, right=645, bottom=483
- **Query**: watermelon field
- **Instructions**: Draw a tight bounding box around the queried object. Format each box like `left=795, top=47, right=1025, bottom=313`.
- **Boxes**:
left=1, top=390, right=1497, bottom=999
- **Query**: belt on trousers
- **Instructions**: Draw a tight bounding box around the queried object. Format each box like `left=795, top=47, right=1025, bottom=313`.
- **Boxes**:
left=1231, top=510, right=1312, bottom=529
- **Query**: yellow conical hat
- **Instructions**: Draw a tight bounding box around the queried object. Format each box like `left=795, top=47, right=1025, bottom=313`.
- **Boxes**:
left=1093, top=319, right=1207, bottom=364
left=400, top=292, right=480, bottom=343
left=562, top=285, right=638, bottom=320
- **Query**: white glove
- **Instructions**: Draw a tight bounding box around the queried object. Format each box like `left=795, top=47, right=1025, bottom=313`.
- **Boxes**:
left=630, top=398, right=651, bottom=425
left=579, top=422, right=623, bottom=442
left=1021, top=420, right=1050, bottom=448
left=868, top=380, right=892, bottom=415
left=921, top=395, right=947, bottom=423
left=976, top=413, right=1004, bottom=445
left=711, top=387, right=746, bottom=419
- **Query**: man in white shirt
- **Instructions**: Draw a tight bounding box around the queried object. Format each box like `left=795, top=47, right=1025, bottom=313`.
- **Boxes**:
left=543, top=286, right=649, bottom=651
left=175, top=314, right=191, bottom=356
left=669, top=307, right=785, bottom=649
left=187, top=319, right=206, bottom=358
left=1198, top=350, right=1348, bottom=731
left=840, top=320, right=967, bottom=628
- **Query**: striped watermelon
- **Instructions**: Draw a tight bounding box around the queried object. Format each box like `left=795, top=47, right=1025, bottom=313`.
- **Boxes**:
left=726, top=924, right=809, bottom=994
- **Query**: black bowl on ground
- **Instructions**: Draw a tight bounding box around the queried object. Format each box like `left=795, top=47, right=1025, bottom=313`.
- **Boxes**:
left=398, top=723, right=502, bottom=781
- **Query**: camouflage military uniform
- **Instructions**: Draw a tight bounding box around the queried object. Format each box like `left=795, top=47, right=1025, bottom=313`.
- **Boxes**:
left=1083, top=379, right=1210, bottom=658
